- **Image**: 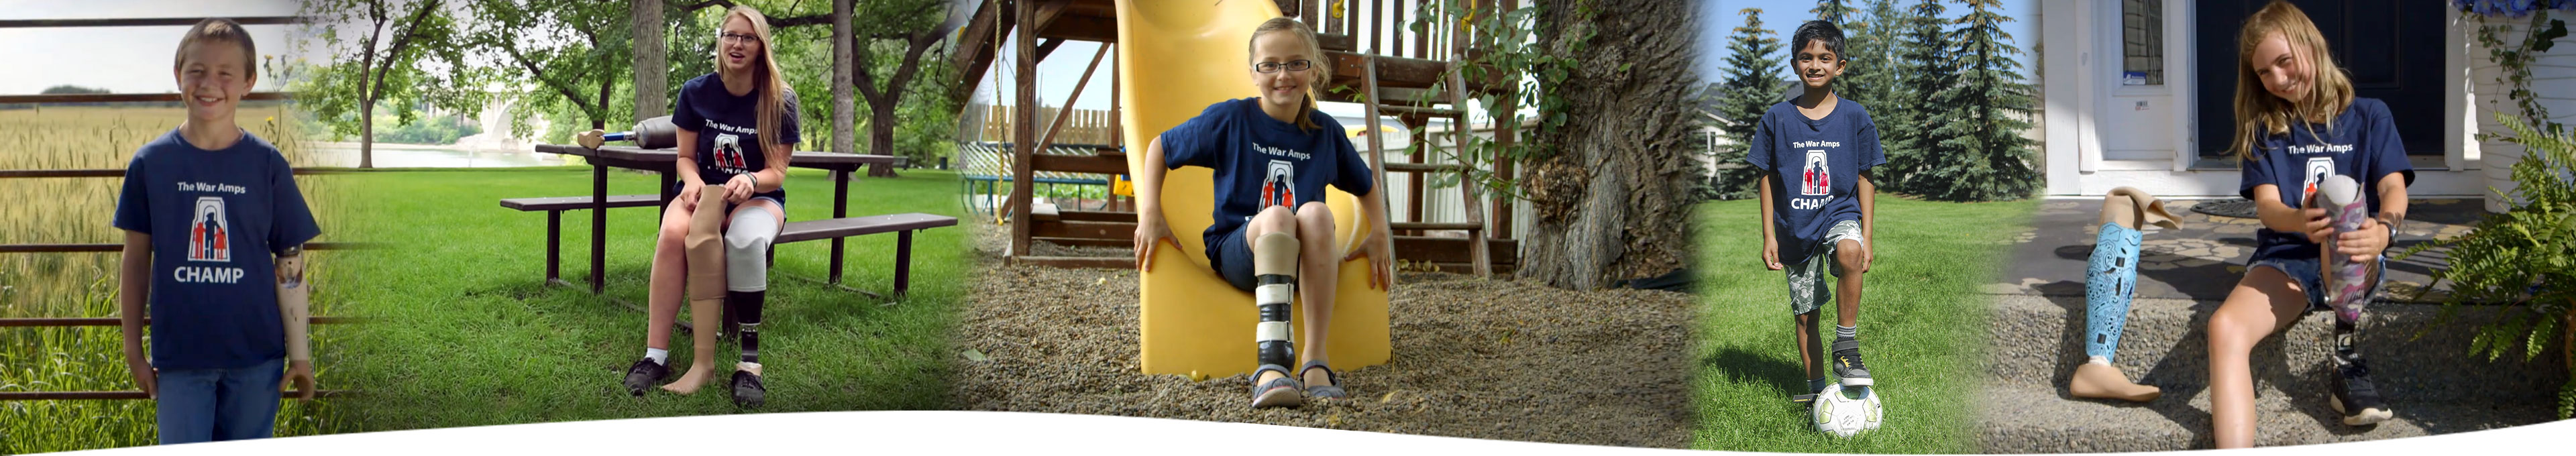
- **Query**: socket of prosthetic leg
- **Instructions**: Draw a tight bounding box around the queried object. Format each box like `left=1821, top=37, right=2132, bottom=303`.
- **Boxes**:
left=1252, top=232, right=1299, bottom=369
left=2316, top=176, right=2371, bottom=314
left=2102, top=186, right=2183, bottom=231
left=686, top=188, right=731, bottom=302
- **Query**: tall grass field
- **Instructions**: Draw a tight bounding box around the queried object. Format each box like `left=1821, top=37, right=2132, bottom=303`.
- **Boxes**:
left=0, top=105, right=360, bottom=453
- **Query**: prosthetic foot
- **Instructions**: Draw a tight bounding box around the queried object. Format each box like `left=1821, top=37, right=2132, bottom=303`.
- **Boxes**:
left=2068, top=187, right=2177, bottom=402
left=730, top=291, right=767, bottom=407
left=1248, top=232, right=1305, bottom=408
left=663, top=188, right=731, bottom=394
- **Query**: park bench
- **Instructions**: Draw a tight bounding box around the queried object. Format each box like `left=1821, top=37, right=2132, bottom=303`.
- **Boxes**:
left=499, top=194, right=663, bottom=287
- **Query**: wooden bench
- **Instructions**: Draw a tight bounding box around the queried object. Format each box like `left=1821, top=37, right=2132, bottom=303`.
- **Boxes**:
left=501, top=194, right=664, bottom=287
left=775, top=213, right=959, bottom=298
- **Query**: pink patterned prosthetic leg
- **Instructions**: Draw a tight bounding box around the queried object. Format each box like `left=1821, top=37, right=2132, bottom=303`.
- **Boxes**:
left=2317, top=176, right=2371, bottom=323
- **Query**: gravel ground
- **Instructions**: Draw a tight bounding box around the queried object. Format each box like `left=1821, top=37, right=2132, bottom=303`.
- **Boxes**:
left=952, top=259, right=1697, bottom=448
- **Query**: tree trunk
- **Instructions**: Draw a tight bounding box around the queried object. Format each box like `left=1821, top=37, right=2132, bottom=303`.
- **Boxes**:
left=632, top=0, right=668, bottom=119
left=832, top=0, right=857, bottom=154
left=867, top=95, right=899, bottom=176
left=358, top=98, right=375, bottom=169
left=1515, top=0, right=1701, bottom=290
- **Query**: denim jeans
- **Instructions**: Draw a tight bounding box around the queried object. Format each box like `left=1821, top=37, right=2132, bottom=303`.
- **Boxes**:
left=154, top=356, right=284, bottom=444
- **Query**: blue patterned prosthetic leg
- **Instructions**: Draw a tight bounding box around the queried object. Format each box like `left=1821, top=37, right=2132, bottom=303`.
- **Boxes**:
left=2084, top=223, right=2143, bottom=362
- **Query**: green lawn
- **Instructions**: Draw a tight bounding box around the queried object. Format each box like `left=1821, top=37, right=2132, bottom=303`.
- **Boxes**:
left=329, top=167, right=972, bottom=430
left=1692, top=197, right=2032, bottom=453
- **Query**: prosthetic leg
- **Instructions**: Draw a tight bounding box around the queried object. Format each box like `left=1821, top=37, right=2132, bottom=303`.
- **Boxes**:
left=724, top=207, right=780, bottom=407
left=662, top=188, right=731, bottom=394
left=2070, top=186, right=2178, bottom=402
left=1248, top=232, right=1304, bottom=408
left=2317, top=176, right=2393, bottom=424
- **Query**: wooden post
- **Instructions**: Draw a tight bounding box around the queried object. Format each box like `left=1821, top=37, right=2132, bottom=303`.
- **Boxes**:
left=1038, top=44, right=1110, bottom=151
left=1010, top=0, right=1038, bottom=259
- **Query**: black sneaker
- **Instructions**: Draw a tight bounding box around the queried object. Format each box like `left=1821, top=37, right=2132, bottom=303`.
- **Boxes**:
left=2328, top=353, right=2392, bottom=425
left=1831, top=339, right=1874, bottom=387
left=623, top=358, right=669, bottom=396
left=731, top=370, right=766, bottom=407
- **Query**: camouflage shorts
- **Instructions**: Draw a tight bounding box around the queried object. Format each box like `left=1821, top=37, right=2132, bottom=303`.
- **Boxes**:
left=1787, top=220, right=1866, bottom=315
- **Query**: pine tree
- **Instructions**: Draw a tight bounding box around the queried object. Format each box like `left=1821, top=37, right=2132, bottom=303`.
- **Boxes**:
left=1713, top=8, right=1787, bottom=200
left=1812, top=0, right=1858, bottom=23
left=1839, top=0, right=1910, bottom=115
left=1882, top=0, right=1956, bottom=195
left=1916, top=0, right=2041, bottom=201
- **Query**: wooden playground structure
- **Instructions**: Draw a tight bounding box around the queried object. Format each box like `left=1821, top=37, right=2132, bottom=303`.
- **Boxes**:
left=955, top=0, right=1525, bottom=276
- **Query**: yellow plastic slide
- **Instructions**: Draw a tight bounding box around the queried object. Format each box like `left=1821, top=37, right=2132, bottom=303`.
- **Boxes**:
left=1116, top=0, right=1391, bottom=378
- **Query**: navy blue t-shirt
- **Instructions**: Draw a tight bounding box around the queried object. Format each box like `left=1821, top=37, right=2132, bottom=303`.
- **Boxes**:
left=1747, top=98, right=1885, bottom=265
left=1159, top=98, right=1375, bottom=259
left=674, top=73, right=802, bottom=205
left=2239, top=97, right=2414, bottom=262
left=111, top=129, right=321, bottom=371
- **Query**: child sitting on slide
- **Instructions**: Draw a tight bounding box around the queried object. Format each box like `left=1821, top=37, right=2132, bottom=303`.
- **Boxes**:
left=1130, top=17, right=1395, bottom=409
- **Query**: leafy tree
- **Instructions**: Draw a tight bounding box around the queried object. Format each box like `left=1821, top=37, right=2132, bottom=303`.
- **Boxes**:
left=297, top=0, right=483, bottom=168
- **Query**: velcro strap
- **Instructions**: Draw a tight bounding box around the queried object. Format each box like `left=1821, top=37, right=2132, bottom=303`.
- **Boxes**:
left=1255, top=283, right=1294, bottom=305
left=1831, top=338, right=1860, bottom=352
left=1256, top=321, right=1292, bottom=342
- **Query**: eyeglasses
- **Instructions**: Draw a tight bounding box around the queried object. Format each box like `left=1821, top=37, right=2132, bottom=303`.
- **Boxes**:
left=1252, top=60, right=1314, bottom=74
left=719, top=32, right=760, bottom=46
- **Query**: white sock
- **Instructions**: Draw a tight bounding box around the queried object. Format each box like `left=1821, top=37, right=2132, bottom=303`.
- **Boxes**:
left=1835, top=325, right=1858, bottom=340
left=646, top=347, right=669, bottom=365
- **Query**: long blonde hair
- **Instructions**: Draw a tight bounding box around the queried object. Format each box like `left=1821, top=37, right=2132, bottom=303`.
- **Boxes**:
left=722, top=5, right=792, bottom=168
left=1248, top=17, right=1331, bottom=133
left=2230, top=1, right=2353, bottom=161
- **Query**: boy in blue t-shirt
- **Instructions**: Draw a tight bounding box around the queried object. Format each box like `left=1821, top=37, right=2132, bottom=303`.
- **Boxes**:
left=113, top=19, right=323, bottom=445
left=1750, top=21, right=1887, bottom=402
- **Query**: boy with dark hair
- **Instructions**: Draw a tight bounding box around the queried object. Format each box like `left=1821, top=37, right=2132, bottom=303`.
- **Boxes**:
left=1751, top=19, right=1886, bottom=403
left=115, top=17, right=322, bottom=444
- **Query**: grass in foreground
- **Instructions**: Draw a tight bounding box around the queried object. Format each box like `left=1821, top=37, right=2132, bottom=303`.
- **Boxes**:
left=330, top=167, right=972, bottom=430
left=1691, top=197, right=2033, bottom=453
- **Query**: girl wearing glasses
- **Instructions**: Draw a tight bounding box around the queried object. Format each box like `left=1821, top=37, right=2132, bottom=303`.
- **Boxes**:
left=622, top=5, right=800, bottom=408
left=1130, top=17, right=1395, bottom=408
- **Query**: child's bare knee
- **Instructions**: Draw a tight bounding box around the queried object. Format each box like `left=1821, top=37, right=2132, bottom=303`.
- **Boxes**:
left=1251, top=205, right=1297, bottom=234
left=1834, top=245, right=1865, bottom=271
left=1294, top=203, right=1334, bottom=232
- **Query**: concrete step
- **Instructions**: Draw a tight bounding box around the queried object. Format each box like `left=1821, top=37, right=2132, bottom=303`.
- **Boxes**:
left=1978, top=293, right=2566, bottom=452
left=1973, top=382, right=2555, bottom=452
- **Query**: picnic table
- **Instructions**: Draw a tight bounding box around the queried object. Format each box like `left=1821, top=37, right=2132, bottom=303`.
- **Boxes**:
left=531, top=145, right=909, bottom=294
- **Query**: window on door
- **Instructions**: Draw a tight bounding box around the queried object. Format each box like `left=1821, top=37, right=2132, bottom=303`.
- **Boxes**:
left=2123, top=0, right=2163, bottom=86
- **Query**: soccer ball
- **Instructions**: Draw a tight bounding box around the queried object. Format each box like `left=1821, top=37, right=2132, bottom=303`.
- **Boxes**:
left=1811, top=384, right=1884, bottom=437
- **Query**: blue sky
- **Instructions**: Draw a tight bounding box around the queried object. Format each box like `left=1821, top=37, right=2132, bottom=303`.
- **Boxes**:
left=1699, top=0, right=2039, bottom=84
left=0, top=0, right=307, bottom=95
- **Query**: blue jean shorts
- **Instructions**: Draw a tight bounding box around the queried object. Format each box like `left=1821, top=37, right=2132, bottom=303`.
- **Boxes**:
left=1210, top=222, right=1263, bottom=292
left=2247, top=255, right=2386, bottom=312
left=155, top=356, right=285, bottom=444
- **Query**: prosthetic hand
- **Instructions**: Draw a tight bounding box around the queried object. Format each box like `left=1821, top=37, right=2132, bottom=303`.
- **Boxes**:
left=277, top=248, right=316, bottom=400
